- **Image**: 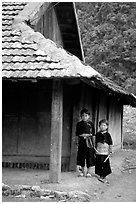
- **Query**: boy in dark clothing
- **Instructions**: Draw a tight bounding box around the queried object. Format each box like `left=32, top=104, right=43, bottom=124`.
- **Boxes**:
left=76, top=108, right=95, bottom=177
left=95, top=119, right=113, bottom=183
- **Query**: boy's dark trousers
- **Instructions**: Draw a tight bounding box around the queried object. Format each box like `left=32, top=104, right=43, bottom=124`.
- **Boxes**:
left=77, top=142, right=95, bottom=168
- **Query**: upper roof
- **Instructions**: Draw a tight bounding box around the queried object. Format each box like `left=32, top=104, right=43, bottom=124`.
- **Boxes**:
left=2, top=2, right=136, bottom=107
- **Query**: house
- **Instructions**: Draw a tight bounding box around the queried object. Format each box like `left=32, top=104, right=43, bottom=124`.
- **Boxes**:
left=2, top=2, right=136, bottom=182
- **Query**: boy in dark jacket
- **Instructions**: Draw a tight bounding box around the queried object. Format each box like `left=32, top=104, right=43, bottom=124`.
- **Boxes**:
left=76, top=108, right=95, bottom=177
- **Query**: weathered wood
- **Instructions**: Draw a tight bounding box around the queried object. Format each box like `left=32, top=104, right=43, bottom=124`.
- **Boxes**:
left=2, top=155, right=69, bottom=169
left=93, top=91, right=99, bottom=133
left=2, top=116, right=18, bottom=154
left=49, top=79, right=63, bottom=183
left=2, top=81, right=19, bottom=154
left=79, top=82, right=85, bottom=109
left=98, top=93, right=108, bottom=125
left=51, top=8, right=63, bottom=46
left=108, top=97, right=122, bottom=150
left=69, top=87, right=80, bottom=171
left=40, top=14, right=44, bottom=35
left=62, top=84, right=73, bottom=159
left=2, top=81, right=52, bottom=157
left=69, top=83, right=86, bottom=171
left=121, top=104, right=124, bottom=149
left=43, top=9, right=48, bottom=38
left=36, top=6, right=63, bottom=47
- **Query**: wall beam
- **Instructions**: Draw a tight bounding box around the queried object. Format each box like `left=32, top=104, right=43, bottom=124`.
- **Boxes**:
left=49, top=79, right=63, bottom=183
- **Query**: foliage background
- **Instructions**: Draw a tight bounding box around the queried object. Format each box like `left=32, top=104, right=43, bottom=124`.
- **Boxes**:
left=75, top=2, right=136, bottom=94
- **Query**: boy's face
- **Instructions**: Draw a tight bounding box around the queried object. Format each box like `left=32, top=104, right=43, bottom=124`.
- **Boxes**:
left=81, top=113, right=89, bottom=122
left=99, top=123, right=108, bottom=132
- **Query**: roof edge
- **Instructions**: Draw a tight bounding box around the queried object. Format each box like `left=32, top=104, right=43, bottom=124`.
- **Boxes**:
left=81, top=77, right=136, bottom=107
left=73, top=2, right=85, bottom=62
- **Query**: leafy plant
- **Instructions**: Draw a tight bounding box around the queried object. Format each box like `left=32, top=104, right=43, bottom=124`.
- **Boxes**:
left=76, top=2, right=136, bottom=94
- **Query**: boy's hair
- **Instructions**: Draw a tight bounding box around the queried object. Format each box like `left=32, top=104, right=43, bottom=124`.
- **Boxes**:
left=80, top=108, right=90, bottom=116
left=99, top=119, right=109, bottom=126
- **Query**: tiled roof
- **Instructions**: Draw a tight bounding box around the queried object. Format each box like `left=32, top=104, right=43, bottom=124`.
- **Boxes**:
left=2, top=2, right=136, bottom=106
left=2, top=2, right=27, bottom=33
left=2, top=2, right=99, bottom=79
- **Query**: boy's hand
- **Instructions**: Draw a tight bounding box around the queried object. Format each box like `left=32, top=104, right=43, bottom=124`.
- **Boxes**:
left=109, top=145, right=113, bottom=154
left=79, top=133, right=90, bottom=137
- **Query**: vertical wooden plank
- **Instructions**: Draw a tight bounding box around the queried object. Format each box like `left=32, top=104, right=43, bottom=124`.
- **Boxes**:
left=44, top=9, right=49, bottom=38
left=121, top=104, right=124, bottom=149
left=48, top=9, right=53, bottom=40
left=93, top=90, right=99, bottom=133
left=2, top=81, right=19, bottom=155
left=62, top=85, right=73, bottom=163
left=108, top=97, right=122, bottom=150
left=69, top=90, right=80, bottom=171
left=49, top=79, right=63, bottom=183
left=53, top=8, right=63, bottom=46
left=40, top=14, right=44, bottom=35
left=37, top=18, right=41, bottom=33
left=98, top=93, right=108, bottom=121
left=96, top=92, right=108, bottom=132
left=52, top=9, right=56, bottom=42
left=79, top=82, right=85, bottom=109
left=69, top=83, right=84, bottom=171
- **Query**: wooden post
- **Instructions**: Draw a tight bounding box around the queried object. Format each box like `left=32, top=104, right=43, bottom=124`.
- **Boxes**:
left=49, top=79, right=63, bottom=183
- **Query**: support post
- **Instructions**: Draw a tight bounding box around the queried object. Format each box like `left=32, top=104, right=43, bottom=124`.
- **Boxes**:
left=49, top=79, right=63, bottom=183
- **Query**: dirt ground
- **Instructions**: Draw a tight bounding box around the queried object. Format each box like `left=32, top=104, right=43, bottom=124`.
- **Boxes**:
left=2, top=149, right=136, bottom=202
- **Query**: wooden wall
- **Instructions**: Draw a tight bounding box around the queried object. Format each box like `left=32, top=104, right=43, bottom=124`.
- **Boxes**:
left=69, top=82, right=100, bottom=170
left=96, top=91, right=123, bottom=149
left=79, top=83, right=97, bottom=125
left=2, top=80, right=123, bottom=170
left=62, top=84, right=73, bottom=158
left=2, top=81, right=19, bottom=155
left=2, top=80, right=73, bottom=170
left=35, top=5, right=63, bottom=46
left=76, top=82, right=123, bottom=149
left=2, top=80, right=51, bottom=162
left=98, top=92, right=108, bottom=124
left=108, top=97, right=123, bottom=149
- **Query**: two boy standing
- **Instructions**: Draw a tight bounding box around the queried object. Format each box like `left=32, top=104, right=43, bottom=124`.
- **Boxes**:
left=76, top=108, right=113, bottom=183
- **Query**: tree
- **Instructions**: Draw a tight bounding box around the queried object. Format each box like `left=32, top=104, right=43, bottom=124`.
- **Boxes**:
left=75, top=2, right=136, bottom=94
